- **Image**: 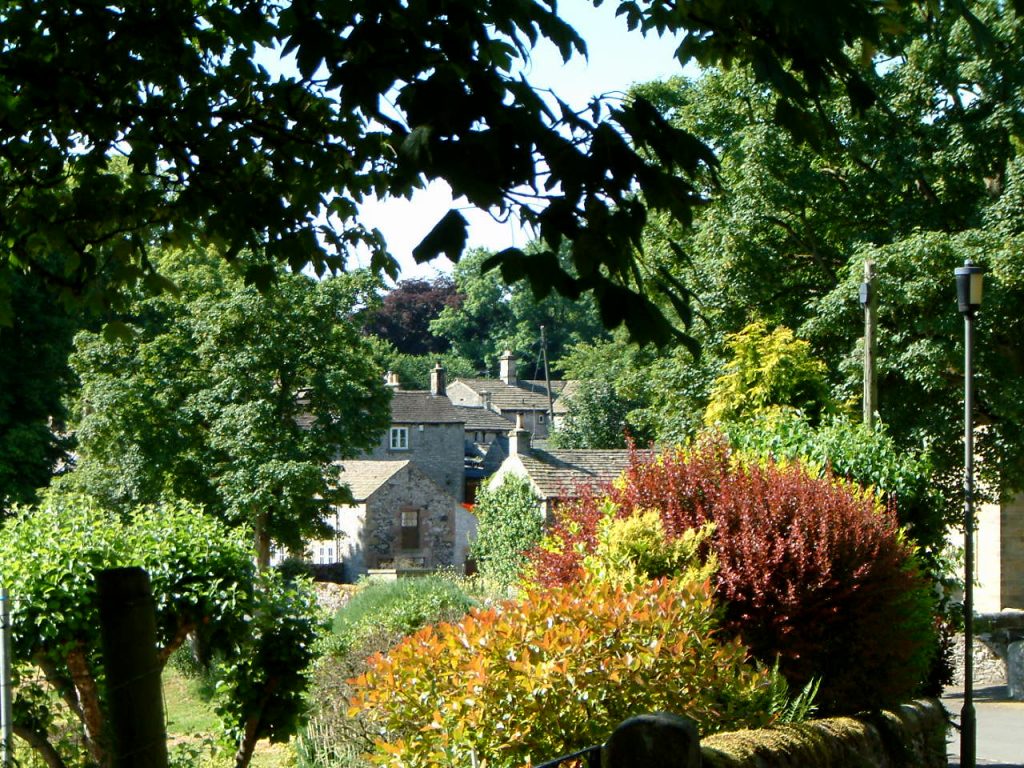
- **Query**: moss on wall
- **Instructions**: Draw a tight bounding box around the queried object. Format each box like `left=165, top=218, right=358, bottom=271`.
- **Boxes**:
left=700, top=699, right=947, bottom=768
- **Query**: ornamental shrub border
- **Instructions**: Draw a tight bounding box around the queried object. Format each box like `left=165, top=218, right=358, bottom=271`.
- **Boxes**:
left=529, top=439, right=938, bottom=715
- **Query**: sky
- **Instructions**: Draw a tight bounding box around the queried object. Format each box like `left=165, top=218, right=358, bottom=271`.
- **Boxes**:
left=354, top=0, right=690, bottom=281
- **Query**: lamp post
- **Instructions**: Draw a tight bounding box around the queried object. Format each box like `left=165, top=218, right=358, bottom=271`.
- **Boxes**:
left=955, top=259, right=983, bottom=768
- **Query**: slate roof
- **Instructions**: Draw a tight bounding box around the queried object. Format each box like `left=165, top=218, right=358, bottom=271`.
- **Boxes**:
left=515, top=448, right=642, bottom=500
left=334, top=460, right=410, bottom=501
left=388, top=391, right=467, bottom=424
left=449, top=378, right=569, bottom=412
left=466, top=440, right=508, bottom=476
left=551, top=380, right=582, bottom=415
left=455, top=405, right=516, bottom=432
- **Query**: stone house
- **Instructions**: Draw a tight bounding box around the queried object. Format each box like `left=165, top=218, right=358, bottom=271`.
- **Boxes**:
left=455, top=403, right=514, bottom=502
left=447, top=350, right=570, bottom=439
left=486, top=417, right=640, bottom=519
left=363, top=365, right=468, bottom=502
left=312, top=363, right=500, bottom=578
left=310, top=459, right=474, bottom=578
left=974, top=495, right=1024, bottom=611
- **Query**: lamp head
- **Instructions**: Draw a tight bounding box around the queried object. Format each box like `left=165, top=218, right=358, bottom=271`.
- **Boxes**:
left=955, top=260, right=984, bottom=315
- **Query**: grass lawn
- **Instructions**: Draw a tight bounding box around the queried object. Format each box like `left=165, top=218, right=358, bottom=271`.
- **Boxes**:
left=163, top=666, right=295, bottom=768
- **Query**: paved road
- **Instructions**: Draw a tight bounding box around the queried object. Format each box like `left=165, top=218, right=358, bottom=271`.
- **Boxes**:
left=944, top=686, right=1024, bottom=766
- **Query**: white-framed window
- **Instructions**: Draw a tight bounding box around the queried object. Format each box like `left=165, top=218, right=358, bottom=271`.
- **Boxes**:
left=389, top=426, right=409, bottom=450
left=537, top=413, right=546, bottom=424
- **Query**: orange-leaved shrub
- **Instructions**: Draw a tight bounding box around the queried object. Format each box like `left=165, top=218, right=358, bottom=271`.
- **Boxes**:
left=349, top=576, right=781, bottom=768
left=530, top=439, right=937, bottom=715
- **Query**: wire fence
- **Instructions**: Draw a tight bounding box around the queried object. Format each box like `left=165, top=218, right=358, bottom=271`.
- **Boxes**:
left=0, top=584, right=182, bottom=768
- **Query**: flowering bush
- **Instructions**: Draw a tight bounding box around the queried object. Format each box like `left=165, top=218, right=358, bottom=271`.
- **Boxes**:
left=349, top=576, right=782, bottom=768
left=530, top=440, right=937, bottom=714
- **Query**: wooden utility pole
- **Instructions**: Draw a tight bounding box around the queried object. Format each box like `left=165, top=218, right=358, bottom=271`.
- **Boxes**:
left=97, top=568, right=168, bottom=768
left=861, top=261, right=878, bottom=428
left=540, top=325, right=555, bottom=424
left=0, top=589, right=13, bottom=768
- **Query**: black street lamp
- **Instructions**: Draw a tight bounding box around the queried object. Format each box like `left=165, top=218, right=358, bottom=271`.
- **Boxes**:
left=955, top=258, right=983, bottom=768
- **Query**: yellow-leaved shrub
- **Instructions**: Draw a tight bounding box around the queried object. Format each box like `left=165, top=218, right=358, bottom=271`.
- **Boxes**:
left=349, top=576, right=780, bottom=768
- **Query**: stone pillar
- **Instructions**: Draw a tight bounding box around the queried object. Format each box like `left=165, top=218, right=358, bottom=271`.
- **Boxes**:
left=1008, top=640, right=1024, bottom=700
left=603, top=712, right=701, bottom=768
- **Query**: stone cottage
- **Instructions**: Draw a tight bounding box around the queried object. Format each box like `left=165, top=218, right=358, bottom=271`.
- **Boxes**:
left=311, top=459, right=474, bottom=578
left=364, top=364, right=468, bottom=502
left=486, top=416, right=641, bottom=519
left=447, top=350, right=569, bottom=439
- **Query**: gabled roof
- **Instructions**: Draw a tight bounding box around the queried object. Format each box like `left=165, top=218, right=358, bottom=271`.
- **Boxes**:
left=514, top=448, right=640, bottom=500
left=335, top=460, right=410, bottom=501
left=454, top=405, right=516, bottom=432
left=388, top=391, right=467, bottom=424
left=551, top=380, right=582, bottom=415
left=466, top=440, right=508, bottom=477
left=449, top=378, right=568, bottom=412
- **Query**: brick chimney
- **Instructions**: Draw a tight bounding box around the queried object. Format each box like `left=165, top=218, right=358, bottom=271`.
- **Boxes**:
left=499, top=350, right=517, bottom=385
left=430, top=362, right=446, bottom=397
left=508, top=413, right=531, bottom=457
left=480, top=390, right=492, bottom=411
left=384, top=371, right=400, bottom=389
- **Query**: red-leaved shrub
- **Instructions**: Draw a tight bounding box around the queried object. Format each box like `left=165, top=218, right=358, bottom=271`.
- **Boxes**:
left=529, top=439, right=937, bottom=714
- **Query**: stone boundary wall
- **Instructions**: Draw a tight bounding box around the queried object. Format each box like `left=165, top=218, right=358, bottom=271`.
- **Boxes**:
left=699, top=699, right=947, bottom=768
left=578, top=700, right=947, bottom=768
left=949, top=632, right=1006, bottom=686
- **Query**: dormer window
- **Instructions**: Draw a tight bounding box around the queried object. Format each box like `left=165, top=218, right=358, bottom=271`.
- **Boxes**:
left=389, top=426, right=409, bottom=450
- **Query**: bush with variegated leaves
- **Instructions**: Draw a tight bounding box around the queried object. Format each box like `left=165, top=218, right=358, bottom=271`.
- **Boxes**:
left=530, top=439, right=938, bottom=715
left=349, top=575, right=782, bottom=768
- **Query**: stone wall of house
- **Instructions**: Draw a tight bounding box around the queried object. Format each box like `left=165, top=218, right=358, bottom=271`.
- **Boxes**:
left=333, top=503, right=367, bottom=576
left=446, top=381, right=482, bottom=408
left=454, top=504, right=478, bottom=569
left=976, top=500, right=1003, bottom=613
left=362, top=466, right=462, bottom=573
left=516, top=409, right=550, bottom=439
left=1001, top=494, right=1024, bottom=608
left=974, top=494, right=1024, bottom=612
left=366, top=422, right=465, bottom=501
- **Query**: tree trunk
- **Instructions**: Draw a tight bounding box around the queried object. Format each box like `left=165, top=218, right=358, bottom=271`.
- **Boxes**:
left=254, top=510, right=271, bottom=571
left=65, top=645, right=108, bottom=767
left=13, top=724, right=69, bottom=768
left=156, top=618, right=195, bottom=667
left=232, top=676, right=279, bottom=768
left=232, top=711, right=261, bottom=768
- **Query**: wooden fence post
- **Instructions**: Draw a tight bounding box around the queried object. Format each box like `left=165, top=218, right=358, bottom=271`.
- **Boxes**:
left=602, top=712, right=701, bottom=768
left=96, top=567, right=168, bottom=768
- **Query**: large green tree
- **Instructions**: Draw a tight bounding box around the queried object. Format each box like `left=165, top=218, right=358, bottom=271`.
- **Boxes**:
left=0, top=270, right=79, bottom=513
left=431, top=246, right=608, bottom=375
left=0, top=0, right=969, bottom=346
left=634, top=0, right=1024, bottom=492
left=68, top=247, right=390, bottom=566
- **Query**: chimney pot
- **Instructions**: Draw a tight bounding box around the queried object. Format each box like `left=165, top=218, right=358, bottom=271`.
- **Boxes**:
left=430, top=362, right=446, bottom=397
left=499, top=350, right=517, bottom=385
left=508, top=412, right=531, bottom=457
